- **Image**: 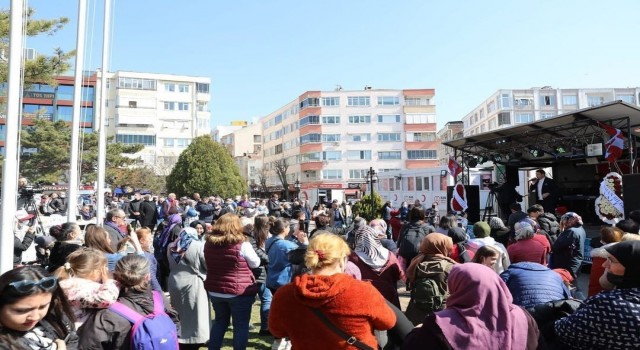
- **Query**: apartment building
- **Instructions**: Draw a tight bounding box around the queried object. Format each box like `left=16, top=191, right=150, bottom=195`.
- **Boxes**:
left=260, top=88, right=438, bottom=197
left=436, top=121, right=464, bottom=166
left=219, top=122, right=263, bottom=193
left=212, top=121, right=248, bottom=142
left=463, top=87, right=640, bottom=136
left=99, top=71, right=211, bottom=175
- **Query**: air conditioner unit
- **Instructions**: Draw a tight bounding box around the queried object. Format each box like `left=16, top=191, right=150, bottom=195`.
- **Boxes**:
left=333, top=142, right=340, bottom=146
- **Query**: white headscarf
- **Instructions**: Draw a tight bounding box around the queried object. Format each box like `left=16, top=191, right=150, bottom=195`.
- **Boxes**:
left=354, top=225, right=389, bottom=271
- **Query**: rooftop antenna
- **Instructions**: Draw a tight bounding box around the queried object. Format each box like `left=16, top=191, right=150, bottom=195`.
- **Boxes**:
left=335, top=84, right=343, bottom=91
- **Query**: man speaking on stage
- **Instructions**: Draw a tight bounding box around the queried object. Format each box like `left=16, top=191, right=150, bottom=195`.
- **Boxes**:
left=529, top=169, right=558, bottom=214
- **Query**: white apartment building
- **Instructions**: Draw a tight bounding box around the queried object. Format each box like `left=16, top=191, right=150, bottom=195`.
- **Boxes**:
left=219, top=123, right=263, bottom=191
left=212, top=122, right=248, bottom=142
left=99, top=71, right=211, bottom=175
left=463, top=87, right=640, bottom=136
left=260, top=88, right=438, bottom=198
left=436, top=121, right=464, bottom=166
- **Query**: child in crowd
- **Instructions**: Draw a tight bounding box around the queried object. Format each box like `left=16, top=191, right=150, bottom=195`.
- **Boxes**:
left=53, top=247, right=120, bottom=328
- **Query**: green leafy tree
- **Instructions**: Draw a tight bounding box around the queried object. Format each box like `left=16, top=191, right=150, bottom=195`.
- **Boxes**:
left=352, top=192, right=383, bottom=222
left=112, top=166, right=166, bottom=194
left=20, top=119, right=143, bottom=184
left=166, top=136, right=245, bottom=198
left=0, top=7, right=73, bottom=86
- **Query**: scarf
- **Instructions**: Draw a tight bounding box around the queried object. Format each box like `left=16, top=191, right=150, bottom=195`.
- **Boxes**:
left=105, top=221, right=126, bottom=238
left=406, top=233, right=456, bottom=283
left=354, top=225, right=389, bottom=271
left=489, top=217, right=507, bottom=230
left=435, top=264, right=529, bottom=350
left=604, top=240, right=640, bottom=288
left=158, top=214, right=182, bottom=250
left=170, top=227, right=199, bottom=264
left=561, top=211, right=583, bottom=228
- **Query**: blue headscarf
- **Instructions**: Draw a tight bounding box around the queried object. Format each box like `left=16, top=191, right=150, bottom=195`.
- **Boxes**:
left=170, top=227, right=199, bottom=264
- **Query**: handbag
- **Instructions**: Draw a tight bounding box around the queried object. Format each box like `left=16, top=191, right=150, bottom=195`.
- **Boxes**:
left=309, top=308, right=374, bottom=350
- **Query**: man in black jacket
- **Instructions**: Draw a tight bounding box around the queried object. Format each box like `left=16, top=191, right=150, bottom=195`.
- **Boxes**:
left=529, top=169, right=559, bottom=214
left=268, top=194, right=282, bottom=217
left=125, top=192, right=143, bottom=227
left=139, top=194, right=158, bottom=229
left=195, top=194, right=215, bottom=222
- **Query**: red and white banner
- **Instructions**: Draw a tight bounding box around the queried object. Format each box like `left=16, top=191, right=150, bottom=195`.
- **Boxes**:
left=450, top=182, right=468, bottom=212
left=448, top=157, right=462, bottom=179
left=597, top=122, right=625, bottom=163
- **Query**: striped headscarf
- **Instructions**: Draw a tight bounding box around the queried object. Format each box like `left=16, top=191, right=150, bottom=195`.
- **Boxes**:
left=170, top=227, right=199, bottom=264
left=354, top=225, right=389, bottom=271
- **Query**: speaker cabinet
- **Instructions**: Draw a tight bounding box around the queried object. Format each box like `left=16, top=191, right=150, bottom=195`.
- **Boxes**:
left=622, top=174, right=640, bottom=219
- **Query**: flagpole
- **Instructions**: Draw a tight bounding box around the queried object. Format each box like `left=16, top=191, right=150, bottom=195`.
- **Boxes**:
left=95, top=0, right=111, bottom=226
left=0, top=0, right=25, bottom=274
left=67, top=0, right=88, bottom=222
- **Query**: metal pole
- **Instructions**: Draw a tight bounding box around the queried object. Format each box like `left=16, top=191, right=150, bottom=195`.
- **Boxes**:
left=369, top=166, right=374, bottom=219
left=67, top=0, right=88, bottom=221
left=0, top=0, right=25, bottom=274
left=95, top=0, right=111, bottom=226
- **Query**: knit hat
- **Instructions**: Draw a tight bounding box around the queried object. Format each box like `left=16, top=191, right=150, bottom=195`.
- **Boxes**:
left=473, top=221, right=491, bottom=238
left=35, top=235, right=55, bottom=248
left=604, top=240, right=640, bottom=289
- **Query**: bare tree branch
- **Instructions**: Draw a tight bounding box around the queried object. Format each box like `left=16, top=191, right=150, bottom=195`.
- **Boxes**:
left=273, top=158, right=290, bottom=200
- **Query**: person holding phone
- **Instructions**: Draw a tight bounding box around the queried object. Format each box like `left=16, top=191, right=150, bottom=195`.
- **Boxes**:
left=0, top=266, right=78, bottom=349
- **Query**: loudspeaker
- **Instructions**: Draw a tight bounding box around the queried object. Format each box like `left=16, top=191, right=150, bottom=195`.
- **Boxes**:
left=446, top=185, right=480, bottom=224
left=622, top=174, right=640, bottom=219
left=506, top=166, right=520, bottom=186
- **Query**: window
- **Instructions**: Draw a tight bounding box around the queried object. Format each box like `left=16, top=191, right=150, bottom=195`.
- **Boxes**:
left=300, top=97, right=320, bottom=109
left=178, top=102, right=189, bottom=111
left=178, top=84, right=189, bottom=93
left=617, top=94, right=635, bottom=104
left=164, top=102, right=175, bottom=110
left=498, top=112, right=511, bottom=126
left=405, top=114, right=435, bottom=124
left=377, top=96, right=400, bottom=105
left=128, top=101, right=137, bottom=108
left=514, top=98, right=532, bottom=106
left=347, top=96, right=370, bottom=106
left=197, top=101, right=208, bottom=112
left=406, top=132, right=436, bottom=142
left=176, top=138, right=191, bottom=148
left=348, top=115, right=371, bottom=124
left=347, top=150, right=372, bottom=160
left=487, top=100, right=497, bottom=113
left=405, top=97, right=429, bottom=106
left=196, top=83, right=209, bottom=93
left=349, top=133, right=371, bottom=142
left=322, top=151, right=341, bottom=160
left=349, top=169, right=368, bottom=179
left=197, top=118, right=209, bottom=129
left=587, top=96, right=605, bottom=107
left=118, top=77, right=156, bottom=90
left=515, top=113, right=534, bottom=123
left=322, top=134, right=341, bottom=142
left=321, top=97, right=340, bottom=106
left=407, top=177, right=415, bottom=191
left=500, top=94, right=511, bottom=108
left=377, top=133, right=401, bottom=142
left=540, top=95, right=556, bottom=106
left=488, top=119, right=496, bottom=129
left=253, top=135, right=261, bottom=143
left=416, top=177, right=430, bottom=191
left=164, top=138, right=175, bottom=147
left=407, top=150, right=437, bottom=160
left=541, top=112, right=555, bottom=119
left=378, top=151, right=401, bottom=160
left=562, top=95, right=577, bottom=105
left=164, top=83, right=175, bottom=92
left=116, top=134, right=156, bottom=146
left=299, top=115, right=320, bottom=127
left=300, top=133, right=321, bottom=144
left=479, top=109, right=485, bottom=119
left=377, top=114, right=400, bottom=123
left=322, top=116, right=340, bottom=124
left=322, top=169, right=342, bottom=179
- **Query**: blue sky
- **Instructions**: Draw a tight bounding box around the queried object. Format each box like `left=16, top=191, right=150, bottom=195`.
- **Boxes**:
left=21, top=0, right=640, bottom=128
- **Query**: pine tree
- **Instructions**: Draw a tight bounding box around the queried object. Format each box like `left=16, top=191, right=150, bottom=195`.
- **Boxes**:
left=166, top=136, right=246, bottom=198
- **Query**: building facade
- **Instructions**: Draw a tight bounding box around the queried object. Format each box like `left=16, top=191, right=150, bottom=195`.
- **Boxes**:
left=212, top=121, right=248, bottom=142
left=219, top=122, right=263, bottom=194
left=436, top=121, right=464, bottom=166
left=260, top=88, right=438, bottom=197
left=99, top=71, right=211, bottom=175
left=462, top=87, right=640, bottom=136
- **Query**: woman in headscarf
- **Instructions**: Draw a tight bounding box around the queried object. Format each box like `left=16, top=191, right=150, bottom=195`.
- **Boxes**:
left=447, top=227, right=475, bottom=263
left=348, top=222, right=404, bottom=308
left=552, top=240, right=640, bottom=350
left=551, top=212, right=586, bottom=279
left=489, top=216, right=511, bottom=247
left=154, top=207, right=183, bottom=290
left=507, top=220, right=549, bottom=266
left=588, top=226, right=624, bottom=296
left=167, top=227, right=209, bottom=350
left=405, top=232, right=457, bottom=325
left=402, top=263, right=540, bottom=350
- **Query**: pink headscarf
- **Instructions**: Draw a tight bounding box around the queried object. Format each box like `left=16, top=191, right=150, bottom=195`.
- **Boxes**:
left=435, top=264, right=529, bottom=350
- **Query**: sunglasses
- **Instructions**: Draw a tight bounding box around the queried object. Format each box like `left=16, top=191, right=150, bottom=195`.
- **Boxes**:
left=8, top=276, right=58, bottom=294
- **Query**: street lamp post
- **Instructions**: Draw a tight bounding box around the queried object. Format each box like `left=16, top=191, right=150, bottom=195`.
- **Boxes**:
left=294, top=179, right=301, bottom=201
left=365, top=167, right=377, bottom=219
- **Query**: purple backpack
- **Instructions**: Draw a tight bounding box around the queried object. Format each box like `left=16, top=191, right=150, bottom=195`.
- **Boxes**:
left=109, top=291, right=179, bottom=349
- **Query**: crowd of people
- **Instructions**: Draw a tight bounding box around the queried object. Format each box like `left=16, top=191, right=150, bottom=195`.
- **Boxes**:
left=5, top=187, right=640, bottom=350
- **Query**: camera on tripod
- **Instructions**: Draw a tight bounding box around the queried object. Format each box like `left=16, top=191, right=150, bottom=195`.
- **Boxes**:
left=19, top=185, right=44, bottom=198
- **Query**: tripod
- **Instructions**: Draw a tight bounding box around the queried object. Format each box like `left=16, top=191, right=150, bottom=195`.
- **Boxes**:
left=23, top=196, right=46, bottom=236
left=482, top=191, right=498, bottom=222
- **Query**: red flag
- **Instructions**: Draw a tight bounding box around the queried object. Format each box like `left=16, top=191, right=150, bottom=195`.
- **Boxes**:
left=597, top=122, right=625, bottom=163
left=448, top=157, right=462, bottom=179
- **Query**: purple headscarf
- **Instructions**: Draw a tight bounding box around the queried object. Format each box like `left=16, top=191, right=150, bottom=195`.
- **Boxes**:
left=159, top=213, right=182, bottom=249
left=435, top=264, right=529, bottom=350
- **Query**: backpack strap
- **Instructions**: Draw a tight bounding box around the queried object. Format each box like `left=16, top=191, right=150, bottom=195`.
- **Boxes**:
left=309, top=308, right=374, bottom=350
left=152, top=290, right=165, bottom=314
left=109, top=301, right=145, bottom=324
